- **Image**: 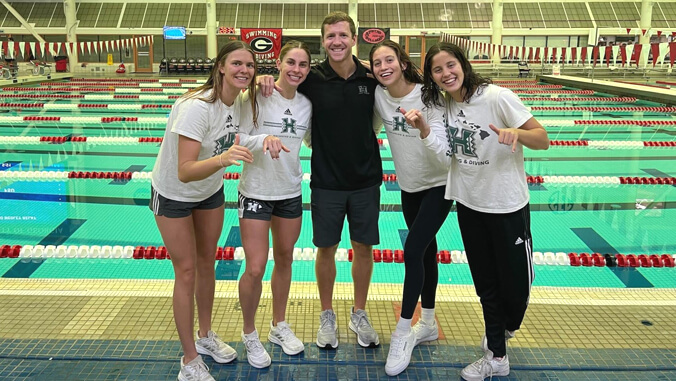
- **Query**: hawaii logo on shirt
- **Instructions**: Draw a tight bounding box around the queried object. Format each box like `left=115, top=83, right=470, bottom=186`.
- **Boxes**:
left=213, top=132, right=236, bottom=156
left=448, top=110, right=492, bottom=165
left=281, top=118, right=297, bottom=134
left=447, top=110, right=479, bottom=158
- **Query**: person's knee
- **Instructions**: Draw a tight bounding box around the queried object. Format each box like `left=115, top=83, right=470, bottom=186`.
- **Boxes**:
left=244, top=262, right=267, bottom=281
left=273, top=251, right=293, bottom=268
left=316, top=245, right=338, bottom=258
left=174, top=264, right=196, bottom=284
left=351, top=241, right=371, bottom=252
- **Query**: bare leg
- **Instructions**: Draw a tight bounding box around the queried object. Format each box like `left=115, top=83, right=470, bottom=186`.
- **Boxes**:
left=192, top=205, right=224, bottom=337
left=351, top=240, right=373, bottom=311
left=238, top=218, right=271, bottom=334
left=315, top=244, right=338, bottom=311
left=270, top=215, right=302, bottom=324
left=155, top=215, right=199, bottom=362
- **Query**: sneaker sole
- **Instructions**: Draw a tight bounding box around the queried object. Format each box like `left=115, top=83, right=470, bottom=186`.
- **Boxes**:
left=349, top=321, right=380, bottom=348
left=385, top=355, right=412, bottom=377
left=414, top=330, right=439, bottom=346
left=246, top=356, right=271, bottom=369
left=460, top=368, right=509, bottom=380
left=195, top=346, right=237, bottom=364
left=268, top=334, right=305, bottom=356
left=315, top=337, right=338, bottom=349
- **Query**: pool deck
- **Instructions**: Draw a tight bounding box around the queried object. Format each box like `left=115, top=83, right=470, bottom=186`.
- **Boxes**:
left=0, top=278, right=675, bottom=380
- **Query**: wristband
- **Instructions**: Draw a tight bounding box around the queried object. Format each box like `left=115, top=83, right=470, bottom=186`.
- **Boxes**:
left=218, top=153, right=225, bottom=167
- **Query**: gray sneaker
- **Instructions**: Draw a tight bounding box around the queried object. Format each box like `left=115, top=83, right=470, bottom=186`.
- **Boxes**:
left=480, top=329, right=515, bottom=352
left=177, top=355, right=215, bottom=381
left=195, top=330, right=237, bottom=363
left=349, top=307, right=380, bottom=348
left=316, top=309, right=338, bottom=349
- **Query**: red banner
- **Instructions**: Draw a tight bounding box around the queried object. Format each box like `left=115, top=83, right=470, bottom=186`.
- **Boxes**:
left=651, top=43, right=660, bottom=67
left=240, top=28, right=282, bottom=59
left=620, top=45, right=627, bottom=66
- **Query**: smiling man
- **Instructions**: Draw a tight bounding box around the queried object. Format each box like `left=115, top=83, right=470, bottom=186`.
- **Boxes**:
left=299, top=11, right=382, bottom=350
left=256, top=11, right=382, bottom=351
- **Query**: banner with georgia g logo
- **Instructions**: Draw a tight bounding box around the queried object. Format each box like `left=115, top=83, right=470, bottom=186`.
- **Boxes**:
left=240, top=28, right=282, bottom=59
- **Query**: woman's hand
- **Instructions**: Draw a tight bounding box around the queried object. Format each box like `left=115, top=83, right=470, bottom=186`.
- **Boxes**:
left=399, top=107, right=431, bottom=138
left=489, top=124, right=520, bottom=152
left=262, top=135, right=290, bottom=159
left=219, top=134, right=254, bottom=167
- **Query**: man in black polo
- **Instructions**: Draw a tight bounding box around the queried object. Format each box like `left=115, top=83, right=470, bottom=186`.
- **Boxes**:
left=258, top=11, right=382, bottom=349
left=301, top=11, right=382, bottom=350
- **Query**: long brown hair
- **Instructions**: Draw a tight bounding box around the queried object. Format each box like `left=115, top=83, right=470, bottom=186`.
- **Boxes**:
left=369, top=40, right=422, bottom=85
left=184, top=41, right=258, bottom=127
left=422, top=42, right=491, bottom=108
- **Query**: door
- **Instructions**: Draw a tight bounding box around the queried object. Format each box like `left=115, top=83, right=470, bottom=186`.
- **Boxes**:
left=134, top=35, right=153, bottom=73
left=405, top=36, right=439, bottom=69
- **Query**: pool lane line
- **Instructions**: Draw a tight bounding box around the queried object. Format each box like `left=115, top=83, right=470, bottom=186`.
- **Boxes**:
left=571, top=227, right=653, bottom=288
left=1, top=194, right=676, bottom=213
left=1, top=218, right=87, bottom=278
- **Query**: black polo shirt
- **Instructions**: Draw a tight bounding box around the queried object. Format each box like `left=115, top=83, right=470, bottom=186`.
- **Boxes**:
left=299, top=56, right=382, bottom=191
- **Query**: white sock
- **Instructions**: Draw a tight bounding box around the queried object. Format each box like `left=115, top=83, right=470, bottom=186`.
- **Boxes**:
left=420, top=308, right=435, bottom=324
left=395, top=317, right=412, bottom=335
left=243, top=329, right=258, bottom=339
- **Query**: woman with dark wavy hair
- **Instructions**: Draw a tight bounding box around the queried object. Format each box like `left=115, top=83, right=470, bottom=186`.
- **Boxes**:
left=150, top=40, right=257, bottom=381
left=369, top=40, right=452, bottom=376
left=422, top=42, right=549, bottom=381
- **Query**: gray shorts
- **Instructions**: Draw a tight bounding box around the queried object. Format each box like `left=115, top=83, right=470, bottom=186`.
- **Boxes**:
left=238, top=192, right=303, bottom=221
left=310, top=183, right=380, bottom=247
left=149, top=186, right=224, bottom=218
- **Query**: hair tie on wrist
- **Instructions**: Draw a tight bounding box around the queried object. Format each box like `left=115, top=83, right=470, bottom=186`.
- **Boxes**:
left=218, top=153, right=225, bottom=167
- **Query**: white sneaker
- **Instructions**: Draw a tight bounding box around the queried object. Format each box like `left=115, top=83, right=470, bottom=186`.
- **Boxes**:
left=460, top=352, right=510, bottom=381
left=412, top=319, right=438, bottom=345
left=268, top=321, right=304, bottom=355
left=316, top=309, right=338, bottom=349
left=177, top=355, right=215, bottom=381
left=480, top=330, right=515, bottom=352
left=385, top=330, right=416, bottom=376
left=241, top=330, right=271, bottom=368
left=195, top=330, right=237, bottom=363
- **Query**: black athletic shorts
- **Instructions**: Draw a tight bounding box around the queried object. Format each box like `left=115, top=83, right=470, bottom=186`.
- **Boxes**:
left=149, top=186, right=224, bottom=218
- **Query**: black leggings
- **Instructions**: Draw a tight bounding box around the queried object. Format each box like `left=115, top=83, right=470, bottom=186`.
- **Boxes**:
left=400, top=186, right=453, bottom=319
left=457, top=203, right=534, bottom=357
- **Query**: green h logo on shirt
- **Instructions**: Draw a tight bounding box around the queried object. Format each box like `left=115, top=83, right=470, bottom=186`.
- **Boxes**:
left=281, top=118, right=297, bottom=134
left=392, top=116, right=409, bottom=133
left=214, top=132, right=236, bottom=155
left=447, top=126, right=478, bottom=157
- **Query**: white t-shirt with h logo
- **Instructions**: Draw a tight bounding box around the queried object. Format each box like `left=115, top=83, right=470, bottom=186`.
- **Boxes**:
left=374, top=84, right=451, bottom=193
left=151, top=89, right=242, bottom=202
left=444, top=84, right=533, bottom=213
left=238, top=89, right=312, bottom=200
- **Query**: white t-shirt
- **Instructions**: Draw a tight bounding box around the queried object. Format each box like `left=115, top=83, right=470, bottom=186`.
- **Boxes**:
left=151, top=89, right=242, bottom=202
left=374, top=84, right=451, bottom=193
left=444, top=84, right=533, bottom=213
left=238, top=88, right=312, bottom=200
